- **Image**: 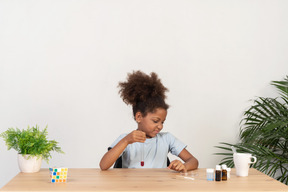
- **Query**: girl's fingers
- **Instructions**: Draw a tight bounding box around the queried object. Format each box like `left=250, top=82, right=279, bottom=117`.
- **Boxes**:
left=168, top=160, right=178, bottom=169
left=174, top=163, right=182, bottom=171
left=134, top=131, right=146, bottom=141
left=175, top=163, right=182, bottom=170
left=127, top=130, right=146, bottom=143
left=168, top=160, right=186, bottom=172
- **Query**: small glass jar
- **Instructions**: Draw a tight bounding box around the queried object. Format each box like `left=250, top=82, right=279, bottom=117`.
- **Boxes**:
left=215, top=165, right=222, bottom=181
left=221, top=164, right=227, bottom=181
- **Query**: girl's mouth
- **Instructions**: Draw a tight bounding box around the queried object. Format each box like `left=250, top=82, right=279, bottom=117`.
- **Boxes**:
left=153, top=130, right=160, bottom=134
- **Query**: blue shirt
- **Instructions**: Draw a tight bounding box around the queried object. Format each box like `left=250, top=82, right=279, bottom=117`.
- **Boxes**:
left=110, top=132, right=186, bottom=168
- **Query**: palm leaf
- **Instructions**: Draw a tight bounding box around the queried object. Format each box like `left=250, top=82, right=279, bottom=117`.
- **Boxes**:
left=271, top=76, right=288, bottom=99
left=215, top=76, right=288, bottom=185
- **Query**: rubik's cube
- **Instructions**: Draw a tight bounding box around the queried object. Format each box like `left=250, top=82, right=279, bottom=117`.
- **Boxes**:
left=49, top=167, right=68, bottom=183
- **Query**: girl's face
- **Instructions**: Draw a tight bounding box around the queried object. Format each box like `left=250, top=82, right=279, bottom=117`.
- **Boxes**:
left=136, top=108, right=167, bottom=138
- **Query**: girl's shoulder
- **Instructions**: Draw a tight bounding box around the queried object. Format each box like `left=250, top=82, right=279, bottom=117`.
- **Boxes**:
left=157, top=132, right=176, bottom=140
left=158, top=132, right=170, bottom=136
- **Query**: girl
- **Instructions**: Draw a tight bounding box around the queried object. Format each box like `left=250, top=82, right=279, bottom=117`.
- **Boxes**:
left=99, top=71, right=198, bottom=172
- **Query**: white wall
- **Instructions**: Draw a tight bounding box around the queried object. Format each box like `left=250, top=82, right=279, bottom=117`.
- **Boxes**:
left=1, top=0, right=288, bottom=188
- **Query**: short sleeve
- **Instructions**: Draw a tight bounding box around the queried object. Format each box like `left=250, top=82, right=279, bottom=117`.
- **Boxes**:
left=109, top=134, right=128, bottom=149
left=166, top=133, right=187, bottom=156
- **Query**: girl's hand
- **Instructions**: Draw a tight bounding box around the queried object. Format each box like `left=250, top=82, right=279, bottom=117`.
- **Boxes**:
left=168, top=160, right=187, bottom=173
left=124, top=130, right=146, bottom=144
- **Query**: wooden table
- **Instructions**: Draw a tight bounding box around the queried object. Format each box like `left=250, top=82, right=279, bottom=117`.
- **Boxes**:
left=1, top=168, right=287, bottom=192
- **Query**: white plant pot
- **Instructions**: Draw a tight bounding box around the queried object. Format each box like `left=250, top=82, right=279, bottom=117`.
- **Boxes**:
left=18, top=154, right=42, bottom=173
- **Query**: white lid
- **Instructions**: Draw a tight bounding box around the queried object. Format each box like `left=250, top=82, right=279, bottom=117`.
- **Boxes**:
left=221, top=164, right=227, bottom=169
left=216, top=165, right=221, bottom=170
left=206, top=168, right=214, bottom=173
left=227, top=168, right=231, bottom=171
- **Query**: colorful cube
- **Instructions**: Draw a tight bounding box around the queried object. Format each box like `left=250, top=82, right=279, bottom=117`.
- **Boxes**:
left=49, top=167, right=68, bottom=183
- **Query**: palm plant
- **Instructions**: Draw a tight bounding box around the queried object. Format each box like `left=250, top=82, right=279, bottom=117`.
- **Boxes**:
left=215, top=76, right=288, bottom=185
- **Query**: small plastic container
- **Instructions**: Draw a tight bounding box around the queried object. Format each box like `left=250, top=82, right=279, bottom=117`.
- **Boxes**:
left=206, top=168, right=214, bottom=181
left=227, top=168, right=231, bottom=179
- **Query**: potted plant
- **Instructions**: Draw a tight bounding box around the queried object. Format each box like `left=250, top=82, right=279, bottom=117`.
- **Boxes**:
left=215, top=76, right=288, bottom=185
left=0, top=125, right=64, bottom=173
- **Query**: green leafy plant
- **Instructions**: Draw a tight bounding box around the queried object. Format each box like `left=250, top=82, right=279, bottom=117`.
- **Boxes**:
left=215, top=76, right=288, bottom=185
left=0, top=125, right=64, bottom=162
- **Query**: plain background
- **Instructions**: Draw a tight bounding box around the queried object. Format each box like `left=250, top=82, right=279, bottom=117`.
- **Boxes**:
left=1, top=0, right=288, bottom=188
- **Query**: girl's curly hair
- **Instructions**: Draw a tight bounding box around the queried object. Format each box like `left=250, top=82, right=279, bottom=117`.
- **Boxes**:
left=118, top=71, right=169, bottom=117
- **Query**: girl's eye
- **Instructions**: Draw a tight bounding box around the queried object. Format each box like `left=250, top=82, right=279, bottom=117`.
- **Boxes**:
left=153, top=120, right=159, bottom=123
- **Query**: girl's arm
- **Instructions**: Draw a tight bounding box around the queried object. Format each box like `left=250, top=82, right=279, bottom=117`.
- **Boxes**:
left=168, top=149, right=198, bottom=172
left=99, top=138, right=129, bottom=170
left=99, top=130, right=146, bottom=170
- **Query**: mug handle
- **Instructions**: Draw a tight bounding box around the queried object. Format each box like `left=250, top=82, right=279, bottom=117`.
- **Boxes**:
left=249, top=156, right=257, bottom=164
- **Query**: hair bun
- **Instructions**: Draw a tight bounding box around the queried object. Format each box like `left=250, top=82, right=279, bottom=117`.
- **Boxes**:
left=118, top=71, right=168, bottom=106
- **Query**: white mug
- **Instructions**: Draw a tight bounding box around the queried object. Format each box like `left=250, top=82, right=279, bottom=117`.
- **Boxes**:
left=233, top=153, right=257, bottom=177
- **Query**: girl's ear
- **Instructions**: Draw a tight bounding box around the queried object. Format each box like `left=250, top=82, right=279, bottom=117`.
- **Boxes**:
left=135, top=112, right=143, bottom=123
